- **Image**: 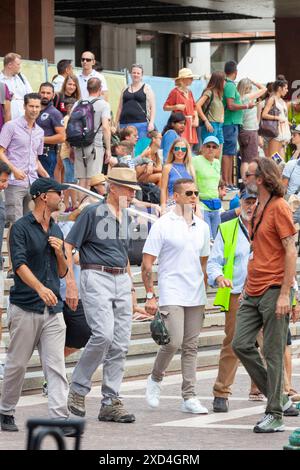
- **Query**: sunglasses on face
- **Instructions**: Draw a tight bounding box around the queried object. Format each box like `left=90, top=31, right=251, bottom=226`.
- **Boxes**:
left=185, top=190, right=199, bottom=197
left=174, top=146, right=187, bottom=152
left=205, top=144, right=218, bottom=149
left=81, top=58, right=93, bottom=62
left=47, top=190, right=62, bottom=196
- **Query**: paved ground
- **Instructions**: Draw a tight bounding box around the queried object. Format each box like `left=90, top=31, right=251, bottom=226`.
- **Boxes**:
left=1, top=360, right=300, bottom=451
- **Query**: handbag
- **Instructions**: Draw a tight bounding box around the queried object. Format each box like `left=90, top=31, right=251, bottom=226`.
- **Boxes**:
left=150, top=310, right=170, bottom=346
left=258, top=103, right=280, bottom=138
left=197, top=90, right=214, bottom=126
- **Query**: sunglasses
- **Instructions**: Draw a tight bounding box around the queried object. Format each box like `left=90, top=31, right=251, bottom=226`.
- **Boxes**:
left=245, top=172, right=256, bottom=178
left=185, top=190, right=199, bottom=197
left=81, top=58, right=93, bottom=62
left=47, top=190, right=62, bottom=196
left=174, top=146, right=187, bottom=152
left=205, top=144, right=218, bottom=149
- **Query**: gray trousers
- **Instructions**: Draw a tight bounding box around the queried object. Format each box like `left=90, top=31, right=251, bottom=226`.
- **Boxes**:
left=151, top=305, right=205, bottom=399
left=232, top=287, right=289, bottom=419
left=71, top=270, right=132, bottom=405
left=0, top=304, right=69, bottom=419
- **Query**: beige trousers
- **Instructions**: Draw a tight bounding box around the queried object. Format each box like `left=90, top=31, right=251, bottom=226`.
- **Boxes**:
left=151, top=305, right=204, bottom=399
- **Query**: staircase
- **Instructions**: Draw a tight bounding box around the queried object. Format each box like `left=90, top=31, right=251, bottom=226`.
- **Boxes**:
left=1, top=227, right=300, bottom=395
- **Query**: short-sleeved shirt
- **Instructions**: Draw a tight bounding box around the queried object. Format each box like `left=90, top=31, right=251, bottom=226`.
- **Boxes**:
left=0, top=72, right=32, bottom=119
left=9, top=212, right=64, bottom=314
left=72, top=96, right=111, bottom=147
left=192, top=155, right=221, bottom=203
left=0, top=83, right=11, bottom=131
left=203, top=90, right=224, bottom=123
left=223, top=79, right=243, bottom=126
left=77, top=70, right=108, bottom=100
left=143, top=210, right=210, bottom=306
left=36, top=103, right=64, bottom=137
left=246, top=197, right=297, bottom=296
left=164, top=87, right=198, bottom=144
left=241, top=96, right=258, bottom=130
left=282, top=159, right=300, bottom=195
left=0, top=116, right=44, bottom=187
left=66, top=201, right=130, bottom=268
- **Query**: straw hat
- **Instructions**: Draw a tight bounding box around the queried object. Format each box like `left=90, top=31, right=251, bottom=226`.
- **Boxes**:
left=106, top=167, right=140, bottom=191
left=175, top=68, right=196, bottom=82
left=90, top=173, right=106, bottom=187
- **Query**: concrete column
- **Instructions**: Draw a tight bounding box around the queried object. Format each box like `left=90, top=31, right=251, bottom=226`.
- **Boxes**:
left=189, top=42, right=211, bottom=78
left=0, top=0, right=29, bottom=57
left=28, top=0, right=54, bottom=62
left=275, top=17, right=300, bottom=98
left=152, top=33, right=181, bottom=78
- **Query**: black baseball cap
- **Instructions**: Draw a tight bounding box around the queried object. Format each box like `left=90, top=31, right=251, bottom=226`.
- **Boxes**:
left=30, top=177, right=69, bottom=200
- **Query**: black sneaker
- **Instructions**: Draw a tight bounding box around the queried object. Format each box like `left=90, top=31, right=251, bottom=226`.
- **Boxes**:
left=0, top=414, right=19, bottom=432
left=213, top=397, right=229, bottom=413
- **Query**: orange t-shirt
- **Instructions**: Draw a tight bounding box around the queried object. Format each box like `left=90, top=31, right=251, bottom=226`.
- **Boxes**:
left=246, top=197, right=296, bottom=296
left=164, top=87, right=198, bottom=144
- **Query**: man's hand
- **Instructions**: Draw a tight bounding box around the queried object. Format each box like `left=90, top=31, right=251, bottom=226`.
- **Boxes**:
left=275, top=294, right=291, bottom=319
left=216, top=275, right=233, bottom=288
left=48, top=236, right=64, bottom=256
left=13, top=167, right=26, bottom=180
left=291, top=304, right=300, bottom=323
left=39, top=286, right=58, bottom=306
left=145, top=297, right=158, bottom=316
left=66, top=280, right=79, bottom=311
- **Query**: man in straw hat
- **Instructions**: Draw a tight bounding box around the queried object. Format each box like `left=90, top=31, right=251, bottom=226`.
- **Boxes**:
left=65, top=167, right=140, bottom=423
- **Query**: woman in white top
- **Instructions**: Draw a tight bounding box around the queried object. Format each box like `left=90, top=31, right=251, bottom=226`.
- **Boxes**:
left=237, top=78, right=267, bottom=179
left=262, top=78, right=291, bottom=159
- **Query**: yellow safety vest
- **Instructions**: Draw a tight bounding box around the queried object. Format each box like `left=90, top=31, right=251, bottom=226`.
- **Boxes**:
left=214, top=218, right=240, bottom=312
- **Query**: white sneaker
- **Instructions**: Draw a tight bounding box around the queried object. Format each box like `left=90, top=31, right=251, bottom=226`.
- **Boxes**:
left=181, top=397, right=208, bottom=414
left=145, top=375, right=161, bottom=408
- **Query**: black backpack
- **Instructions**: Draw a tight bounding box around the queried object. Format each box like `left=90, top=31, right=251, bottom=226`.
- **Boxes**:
left=66, top=98, right=101, bottom=148
left=140, top=183, right=160, bottom=205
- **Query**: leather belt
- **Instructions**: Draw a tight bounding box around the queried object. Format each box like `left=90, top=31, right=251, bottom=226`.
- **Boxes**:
left=81, top=263, right=127, bottom=275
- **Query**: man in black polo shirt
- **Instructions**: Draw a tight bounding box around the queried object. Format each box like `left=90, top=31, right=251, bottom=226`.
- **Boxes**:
left=0, top=177, right=70, bottom=432
left=65, top=167, right=139, bottom=423
left=37, top=82, right=65, bottom=179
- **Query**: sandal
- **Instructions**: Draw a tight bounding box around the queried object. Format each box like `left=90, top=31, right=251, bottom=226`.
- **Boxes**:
left=248, top=392, right=264, bottom=401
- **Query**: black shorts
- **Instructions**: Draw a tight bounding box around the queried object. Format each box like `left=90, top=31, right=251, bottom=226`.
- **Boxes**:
left=63, top=300, right=91, bottom=349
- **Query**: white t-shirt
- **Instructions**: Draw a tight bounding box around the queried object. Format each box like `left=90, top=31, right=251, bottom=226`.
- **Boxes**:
left=0, top=72, right=32, bottom=119
left=77, top=70, right=108, bottom=99
left=52, top=74, right=65, bottom=93
left=143, top=210, right=210, bottom=306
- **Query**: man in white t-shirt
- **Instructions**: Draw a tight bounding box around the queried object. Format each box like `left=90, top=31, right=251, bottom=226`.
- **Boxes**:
left=77, top=51, right=108, bottom=101
left=0, top=53, right=32, bottom=119
left=142, top=178, right=210, bottom=414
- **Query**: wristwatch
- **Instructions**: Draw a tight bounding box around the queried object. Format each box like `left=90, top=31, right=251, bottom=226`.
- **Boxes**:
left=146, top=292, right=155, bottom=300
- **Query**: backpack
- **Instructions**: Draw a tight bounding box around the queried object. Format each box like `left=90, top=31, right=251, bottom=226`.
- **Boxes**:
left=66, top=98, right=101, bottom=148
left=140, top=183, right=160, bottom=204
left=197, top=90, right=214, bottom=126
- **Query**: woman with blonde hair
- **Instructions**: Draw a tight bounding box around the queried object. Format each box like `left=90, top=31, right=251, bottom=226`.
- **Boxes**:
left=160, top=137, right=195, bottom=211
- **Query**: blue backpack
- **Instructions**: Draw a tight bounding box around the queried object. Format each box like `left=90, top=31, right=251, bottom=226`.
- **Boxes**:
left=66, top=98, right=101, bottom=148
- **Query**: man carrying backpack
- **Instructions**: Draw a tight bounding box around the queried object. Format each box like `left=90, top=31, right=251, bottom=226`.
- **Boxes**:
left=70, top=77, right=111, bottom=190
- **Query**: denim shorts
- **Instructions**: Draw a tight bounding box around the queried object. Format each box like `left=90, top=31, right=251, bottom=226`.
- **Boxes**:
left=223, top=124, right=239, bottom=156
left=62, top=158, right=76, bottom=183
left=201, top=122, right=224, bottom=144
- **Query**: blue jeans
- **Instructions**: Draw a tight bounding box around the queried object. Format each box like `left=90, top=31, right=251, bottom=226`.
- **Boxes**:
left=38, top=149, right=57, bottom=178
left=203, top=210, right=221, bottom=240
left=201, top=122, right=224, bottom=144
left=62, top=158, right=76, bottom=183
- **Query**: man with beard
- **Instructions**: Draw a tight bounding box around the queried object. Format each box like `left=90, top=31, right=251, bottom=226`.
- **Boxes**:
left=0, top=177, right=70, bottom=433
left=143, top=178, right=210, bottom=414
left=207, top=189, right=258, bottom=412
left=232, top=157, right=298, bottom=433
left=37, top=82, right=65, bottom=179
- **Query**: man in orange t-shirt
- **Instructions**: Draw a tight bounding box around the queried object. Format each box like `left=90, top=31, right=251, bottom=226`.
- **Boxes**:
left=232, top=157, right=298, bottom=433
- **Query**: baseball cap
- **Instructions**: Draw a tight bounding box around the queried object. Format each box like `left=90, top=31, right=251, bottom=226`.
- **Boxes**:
left=30, top=177, right=69, bottom=200
left=202, top=136, right=220, bottom=146
left=240, top=188, right=257, bottom=200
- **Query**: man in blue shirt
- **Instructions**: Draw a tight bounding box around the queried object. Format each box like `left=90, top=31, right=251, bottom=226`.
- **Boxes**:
left=36, top=82, right=65, bottom=179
